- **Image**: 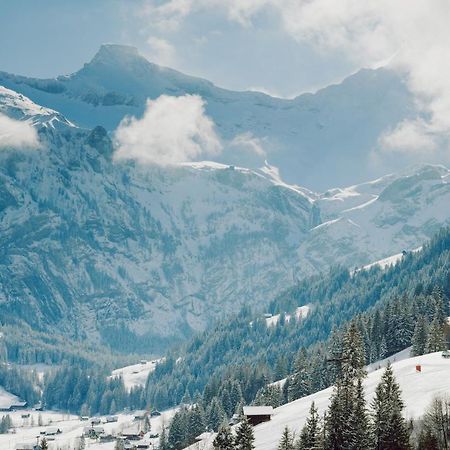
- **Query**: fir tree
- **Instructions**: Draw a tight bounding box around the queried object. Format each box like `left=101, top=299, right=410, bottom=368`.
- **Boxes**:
left=426, top=317, right=447, bottom=353
left=40, top=438, right=49, bottom=450
left=213, top=423, right=235, bottom=450
left=235, top=418, right=255, bottom=450
left=289, top=348, right=311, bottom=402
left=411, top=316, right=428, bottom=356
left=347, top=379, right=372, bottom=450
left=371, top=363, right=411, bottom=450
left=278, top=426, right=295, bottom=450
left=298, top=401, right=322, bottom=450
left=324, top=384, right=345, bottom=450
left=159, top=424, right=169, bottom=450
left=208, top=397, right=226, bottom=431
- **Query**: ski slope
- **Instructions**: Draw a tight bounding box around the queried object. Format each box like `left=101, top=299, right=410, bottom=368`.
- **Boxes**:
left=187, top=351, right=450, bottom=450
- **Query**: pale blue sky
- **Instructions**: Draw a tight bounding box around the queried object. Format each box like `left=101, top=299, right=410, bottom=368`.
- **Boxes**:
left=0, top=0, right=357, bottom=97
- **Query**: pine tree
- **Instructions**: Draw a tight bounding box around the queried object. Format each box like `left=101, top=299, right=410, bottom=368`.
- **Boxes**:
left=208, top=397, right=226, bottom=431
left=412, top=316, right=428, bottom=356
left=278, top=426, right=294, bottom=450
left=426, top=317, right=447, bottom=353
left=288, top=348, right=311, bottom=402
left=235, top=418, right=255, bottom=450
left=347, top=379, right=372, bottom=450
left=168, top=411, right=186, bottom=450
left=341, top=322, right=367, bottom=383
left=298, top=401, right=322, bottom=450
left=159, top=425, right=169, bottom=450
left=324, top=384, right=345, bottom=450
left=188, top=405, right=206, bottom=438
left=213, top=423, right=235, bottom=450
left=371, top=363, right=411, bottom=450
left=40, top=438, right=49, bottom=450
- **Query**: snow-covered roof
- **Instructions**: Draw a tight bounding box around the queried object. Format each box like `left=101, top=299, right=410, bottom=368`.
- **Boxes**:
left=0, top=387, right=24, bottom=410
left=243, top=406, right=273, bottom=416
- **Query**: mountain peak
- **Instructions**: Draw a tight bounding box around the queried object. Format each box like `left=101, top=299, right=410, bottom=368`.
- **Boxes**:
left=89, top=44, right=143, bottom=67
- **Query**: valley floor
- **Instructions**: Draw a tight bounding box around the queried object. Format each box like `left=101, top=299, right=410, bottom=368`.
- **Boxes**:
left=0, top=408, right=176, bottom=450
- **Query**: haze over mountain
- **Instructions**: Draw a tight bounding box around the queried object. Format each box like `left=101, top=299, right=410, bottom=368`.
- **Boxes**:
left=0, top=44, right=422, bottom=190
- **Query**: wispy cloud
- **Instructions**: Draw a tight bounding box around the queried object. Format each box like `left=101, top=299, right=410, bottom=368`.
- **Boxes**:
left=230, top=132, right=266, bottom=157
left=140, top=0, right=450, bottom=155
left=0, top=113, right=39, bottom=149
left=113, top=94, right=222, bottom=165
left=146, top=36, right=177, bottom=66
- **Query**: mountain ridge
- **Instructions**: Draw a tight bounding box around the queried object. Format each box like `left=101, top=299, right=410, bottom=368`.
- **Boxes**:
left=0, top=44, right=417, bottom=190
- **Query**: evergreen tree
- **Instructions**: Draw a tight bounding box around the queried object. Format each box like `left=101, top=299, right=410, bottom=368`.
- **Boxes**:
left=411, top=316, right=428, bottom=356
left=168, top=411, right=186, bottom=450
left=278, top=426, right=295, bottom=450
left=188, top=405, right=206, bottom=438
left=371, top=363, right=411, bottom=450
left=347, top=379, right=372, bottom=450
left=40, top=438, right=49, bottom=450
left=213, top=423, right=235, bottom=450
left=324, top=384, right=345, bottom=450
left=288, top=349, right=311, bottom=402
left=426, top=317, right=447, bottom=353
left=298, top=401, right=322, bottom=450
left=208, top=397, right=226, bottom=431
left=159, top=425, right=169, bottom=450
left=235, top=418, right=255, bottom=450
left=0, top=415, right=12, bottom=434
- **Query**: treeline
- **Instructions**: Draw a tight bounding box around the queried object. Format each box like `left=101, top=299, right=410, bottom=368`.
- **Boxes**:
left=1, top=323, right=137, bottom=368
left=42, top=366, right=146, bottom=415
left=143, top=227, right=450, bottom=412
left=0, top=363, right=40, bottom=405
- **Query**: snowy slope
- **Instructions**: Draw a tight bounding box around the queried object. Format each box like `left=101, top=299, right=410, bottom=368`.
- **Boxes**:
left=188, top=352, right=450, bottom=450
left=265, top=306, right=310, bottom=327
left=299, top=165, right=450, bottom=273
left=111, top=359, right=161, bottom=390
left=0, top=86, right=75, bottom=130
left=0, top=44, right=418, bottom=189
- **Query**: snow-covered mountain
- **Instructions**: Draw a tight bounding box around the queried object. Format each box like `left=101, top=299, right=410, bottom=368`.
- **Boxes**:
left=0, top=93, right=314, bottom=352
left=0, top=86, right=449, bottom=353
left=0, top=44, right=418, bottom=190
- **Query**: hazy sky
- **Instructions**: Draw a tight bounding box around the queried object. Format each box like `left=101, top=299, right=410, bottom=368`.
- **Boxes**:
left=0, top=0, right=357, bottom=98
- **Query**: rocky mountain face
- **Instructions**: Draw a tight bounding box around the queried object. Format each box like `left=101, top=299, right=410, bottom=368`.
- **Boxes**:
left=0, top=44, right=418, bottom=190
left=0, top=97, right=314, bottom=352
left=0, top=59, right=449, bottom=354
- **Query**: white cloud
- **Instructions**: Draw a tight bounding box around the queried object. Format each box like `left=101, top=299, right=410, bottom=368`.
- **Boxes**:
left=113, top=94, right=222, bottom=165
left=0, top=113, right=39, bottom=149
left=379, top=120, right=437, bottom=154
left=141, top=0, right=450, bottom=155
left=146, top=36, right=177, bottom=66
left=230, top=132, right=266, bottom=156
